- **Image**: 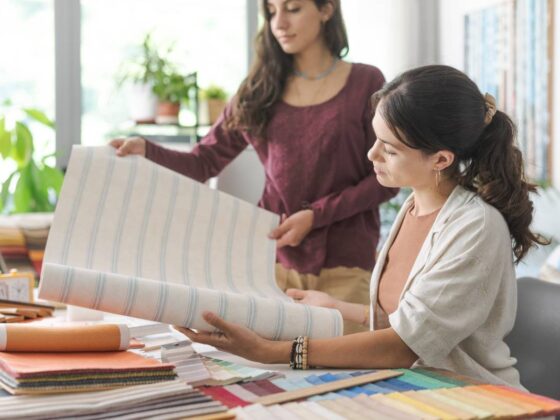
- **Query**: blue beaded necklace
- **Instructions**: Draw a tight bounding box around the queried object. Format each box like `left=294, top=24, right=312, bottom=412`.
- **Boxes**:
left=293, top=57, right=340, bottom=81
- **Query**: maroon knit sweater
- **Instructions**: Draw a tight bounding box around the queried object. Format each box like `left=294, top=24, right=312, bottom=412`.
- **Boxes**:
left=146, top=63, right=398, bottom=275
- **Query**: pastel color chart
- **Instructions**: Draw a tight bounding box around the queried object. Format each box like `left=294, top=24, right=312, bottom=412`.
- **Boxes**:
left=203, top=369, right=560, bottom=419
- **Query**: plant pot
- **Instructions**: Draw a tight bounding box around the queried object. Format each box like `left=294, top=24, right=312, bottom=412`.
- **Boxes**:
left=156, top=101, right=181, bottom=125
left=207, top=99, right=226, bottom=125
left=126, top=83, right=157, bottom=124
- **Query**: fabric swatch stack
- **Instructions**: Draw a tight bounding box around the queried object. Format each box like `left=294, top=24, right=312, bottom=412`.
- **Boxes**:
left=0, top=324, right=176, bottom=395
left=161, top=341, right=282, bottom=386
left=0, top=380, right=230, bottom=419
left=0, top=351, right=177, bottom=395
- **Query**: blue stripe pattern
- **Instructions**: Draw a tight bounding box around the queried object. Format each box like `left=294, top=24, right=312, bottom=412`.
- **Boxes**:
left=85, top=156, right=115, bottom=269
left=217, top=291, right=227, bottom=320
left=267, top=217, right=277, bottom=293
left=272, top=301, right=285, bottom=340
left=58, top=266, right=75, bottom=303
left=92, top=272, right=106, bottom=310
left=160, top=177, right=179, bottom=283
left=123, top=276, right=138, bottom=316
left=204, top=190, right=219, bottom=289
left=246, top=207, right=260, bottom=295
left=331, top=308, right=341, bottom=337
left=153, top=282, right=169, bottom=322
left=135, top=166, right=159, bottom=277
left=182, top=287, right=199, bottom=327
left=246, top=295, right=257, bottom=330
left=225, top=201, right=239, bottom=292
left=111, top=158, right=138, bottom=272
left=60, top=148, right=93, bottom=264
left=304, top=305, right=312, bottom=337
left=182, top=183, right=200, bottom=285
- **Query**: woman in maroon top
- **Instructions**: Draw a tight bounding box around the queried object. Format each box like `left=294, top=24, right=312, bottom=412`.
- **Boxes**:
left=111, top=0, right=397, bottom=333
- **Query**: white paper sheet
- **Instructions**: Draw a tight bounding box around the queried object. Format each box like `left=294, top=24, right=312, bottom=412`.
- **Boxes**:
left=39, top=146, right=342, bottom=339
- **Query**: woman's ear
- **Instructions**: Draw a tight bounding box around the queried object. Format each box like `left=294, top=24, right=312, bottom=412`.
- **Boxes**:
left=433, top=150, right=455, bottom=172
left=320, top=1, right=335, bottom=22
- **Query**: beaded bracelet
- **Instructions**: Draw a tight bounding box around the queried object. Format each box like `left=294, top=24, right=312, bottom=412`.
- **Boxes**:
left=289, top=336, right=309, bottom=370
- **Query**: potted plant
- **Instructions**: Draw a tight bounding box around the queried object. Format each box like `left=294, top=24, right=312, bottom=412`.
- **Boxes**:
left=0, top=102, right=64, bottom=214
left=152, top=69, right=196, bottom=124
left=200, top=85, right=228, bottom=125
left=116, top=33, right=161, bottom=124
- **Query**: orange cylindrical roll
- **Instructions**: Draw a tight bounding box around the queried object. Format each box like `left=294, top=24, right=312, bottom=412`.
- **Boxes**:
left=0, top=324, right=129, bottom=352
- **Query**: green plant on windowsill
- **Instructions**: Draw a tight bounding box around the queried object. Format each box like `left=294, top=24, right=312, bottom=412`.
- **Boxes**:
left=0, top=102, right=64, bottom=214
left=152, top=70, right=196, bottom=105
left=200, top=84, right=227, bottom=101
left=200, top=84, right=228, bottom=125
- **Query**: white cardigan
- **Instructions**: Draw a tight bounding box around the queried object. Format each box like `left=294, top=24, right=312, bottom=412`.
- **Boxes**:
left=370, top=185, right=523, bottom=388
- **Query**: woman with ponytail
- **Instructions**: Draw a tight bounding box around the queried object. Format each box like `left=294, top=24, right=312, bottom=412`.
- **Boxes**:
left=111, top=0, right=397, bottom=334
left=178, top=65, right=546, bottom=389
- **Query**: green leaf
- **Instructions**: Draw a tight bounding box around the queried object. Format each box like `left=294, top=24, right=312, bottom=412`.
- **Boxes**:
left=0, top=171, right=17, bottom=213
left=12, top=122, right=34, bottom=167
left=13, top=169, right=32, bottom=213
left=23, top=108, right=55, bottom=129
left=0, top=117, right=11, bottom=159
left=29, top=161, right=51, bottom=211
left=41, top=165, right=64, bottom=195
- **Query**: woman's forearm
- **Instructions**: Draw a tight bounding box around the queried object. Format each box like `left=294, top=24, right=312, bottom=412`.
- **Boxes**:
left=263, top=328, right=417, bottom=369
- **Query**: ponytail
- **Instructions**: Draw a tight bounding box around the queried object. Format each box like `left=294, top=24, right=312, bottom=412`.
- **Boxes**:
left=457, top=111, right=548, bottom=262
left=374, top=65, right=548, bottom=263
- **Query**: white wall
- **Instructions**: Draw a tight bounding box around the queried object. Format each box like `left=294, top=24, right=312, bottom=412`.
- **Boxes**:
left=438, top=0, right=560, bottom=188
left=343, top=0, right=438, bottom=80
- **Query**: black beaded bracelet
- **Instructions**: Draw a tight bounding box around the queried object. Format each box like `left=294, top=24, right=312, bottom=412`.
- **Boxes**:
left=289, top=336, right=308, bottom=370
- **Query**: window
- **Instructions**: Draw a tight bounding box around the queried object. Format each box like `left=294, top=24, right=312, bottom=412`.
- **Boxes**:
left=0, top=0, right=55, bottom=179
left=80, top=0, right=248, bottom=145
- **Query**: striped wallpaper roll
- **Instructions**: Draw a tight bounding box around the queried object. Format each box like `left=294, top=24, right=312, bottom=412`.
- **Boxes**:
left=39, top=146, right=342, bottom=339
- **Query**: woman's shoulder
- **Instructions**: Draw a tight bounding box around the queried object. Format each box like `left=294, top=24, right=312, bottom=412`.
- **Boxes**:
left=440, top=187, right=510, bottom=246
left=348, top=62, right=385, bottom=88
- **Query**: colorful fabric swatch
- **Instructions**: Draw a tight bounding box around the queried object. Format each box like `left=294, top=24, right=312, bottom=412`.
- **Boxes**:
left=0, top=350, right=176, bottom=395
left=234, top=384, right=560, bottom=419
left=161, top=340, right=282, bottom=386
left=207, top=368, right=560, bottom=420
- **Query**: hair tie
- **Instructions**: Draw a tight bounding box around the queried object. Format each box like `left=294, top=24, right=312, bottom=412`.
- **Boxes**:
left=484, top=93, right=497, bottom=125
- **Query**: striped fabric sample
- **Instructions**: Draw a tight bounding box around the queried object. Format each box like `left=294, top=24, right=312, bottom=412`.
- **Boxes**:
left=38, top=146, right=343, bottom=339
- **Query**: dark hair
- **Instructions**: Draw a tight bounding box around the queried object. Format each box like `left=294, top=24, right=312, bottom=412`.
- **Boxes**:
left=372, top=64, right=547, bottom=262
left=225, top=0, right=348, bottom=140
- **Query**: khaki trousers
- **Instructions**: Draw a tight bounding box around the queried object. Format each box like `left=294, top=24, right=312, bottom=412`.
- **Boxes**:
left=275, top=264, right=371, bottom=334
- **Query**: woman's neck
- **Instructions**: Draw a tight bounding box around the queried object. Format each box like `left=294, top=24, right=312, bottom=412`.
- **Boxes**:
left=411, top=180, right=457, bottom=216
left=293, top=43, right=335, bottom=78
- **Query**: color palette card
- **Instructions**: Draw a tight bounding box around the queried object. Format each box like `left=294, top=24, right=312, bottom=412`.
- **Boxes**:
left=231, top=369, right=560, bottom=419
left=161, top=341, right=282, bottom=387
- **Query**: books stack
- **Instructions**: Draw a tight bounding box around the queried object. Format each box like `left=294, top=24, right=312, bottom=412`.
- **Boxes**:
left=0, top=350, right=177, bottom=395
